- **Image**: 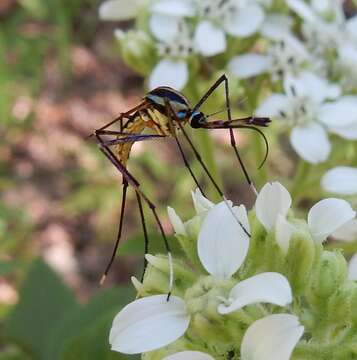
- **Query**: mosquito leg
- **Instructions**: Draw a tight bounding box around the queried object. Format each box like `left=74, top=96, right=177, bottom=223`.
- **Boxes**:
left=223, top=76, right=258, bottom=196
left=192, top=74, right=258, bottom=196
left=96, top=136, right=174, bottom=298
left=96, top=102, right=147, bottom=133
left=100, top=179, right=128, bottom=285
left=174, top=116, right=251, bottom=238
left=174, top=136, right=206, bottom=197
left=135, top=190, right=149, bottom=282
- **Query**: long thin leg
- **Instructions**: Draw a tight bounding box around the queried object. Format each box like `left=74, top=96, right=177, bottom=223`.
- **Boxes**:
left=100, top=179, right=128, bottom=285
left=223, top=76, right=258, bottom=196
left=94, top=102, right=147, bottom=134
left=174, top=136, right=206, bottom=197
left=135, top=190, right=149, bottom=281
left=95, top=135, right=174, bottom=297
left=192, top=74, right=258, bottom=196
left=176, top=121, right=250, bottom=237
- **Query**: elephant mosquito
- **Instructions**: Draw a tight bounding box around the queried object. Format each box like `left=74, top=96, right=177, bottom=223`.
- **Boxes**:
left=91, top=74, right=271, bottom=297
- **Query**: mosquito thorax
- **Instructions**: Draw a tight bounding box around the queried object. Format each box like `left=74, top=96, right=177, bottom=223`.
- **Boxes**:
left=189, top=111, right=207, bottom=128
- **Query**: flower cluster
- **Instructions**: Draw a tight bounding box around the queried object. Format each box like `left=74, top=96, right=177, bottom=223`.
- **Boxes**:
left=108, top=183, right=357, bottom=359
left=100, top=0, right=357, bottom=167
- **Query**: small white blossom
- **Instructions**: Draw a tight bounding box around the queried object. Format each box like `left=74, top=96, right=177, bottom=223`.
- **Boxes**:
left=256, top=182, right=356, bottom=246
left=241, top=314, right=304, bottom=360
left=229, top=22, right=310, bottom=81
left=322, top=166, right=357, bottom=195
left=164, top=313, right=304, bottom=360
left=287, top=0, right=357, bottom=88
left=110, top=197, right=292, bottom=355
left=99, top=0, right=143, bottom=21
left=256, top=71, right=341, bottom=163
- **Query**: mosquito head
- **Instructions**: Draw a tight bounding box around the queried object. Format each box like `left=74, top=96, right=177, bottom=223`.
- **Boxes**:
left=189, top=111, right=207, bottom=128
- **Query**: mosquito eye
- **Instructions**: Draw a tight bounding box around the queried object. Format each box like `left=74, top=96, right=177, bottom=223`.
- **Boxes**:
left=190, top=112, right=205, bottom=128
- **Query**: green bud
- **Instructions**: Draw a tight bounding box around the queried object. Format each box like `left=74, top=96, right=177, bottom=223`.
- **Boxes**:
left=116, top=29, right=156, bottom=75
left=311, top=250, right=347, bottom=300
left=142, top=254, right=196, bottom=296
left=326, top=283, right=354, bottom=329
left=185, top=276, right=235, bottom=343
left=349, top=283, right=357, bottom=325
left=285, top=224, right=318, bottom=295
left=176, top=215, right=205, bottom=269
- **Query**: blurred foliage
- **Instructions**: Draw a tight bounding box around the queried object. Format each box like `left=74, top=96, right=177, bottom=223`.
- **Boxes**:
left=2, top=259, right=138, bottom=359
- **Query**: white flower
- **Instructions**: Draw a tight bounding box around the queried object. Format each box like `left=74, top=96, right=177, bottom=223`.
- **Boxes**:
left=99, top=0, right=143, bottom=21
left=151, top=0, right=267, bottom=58
left=318, top=97, right=357, bottom=140
left=332, top=219, right=357, bottom=243
left=255, top=182, right=356, bottom=246
left=110, top=199, right=292, bottom=354
left=241, top=314, right=304, bottom=360
left=164, top=314, right=304, bottom=360
left=322, top=166, right=357, bottom=195
left=167, top=189, right=214, bottom=236
left=286, top=0, right=357, bottom=88
left=148, top=18, right=194, bottom=90
left=163, top=351, right=214, bottom=360
left=229, top=20, right=310, bottom=81
left=256, top=71, right=341, bottom=163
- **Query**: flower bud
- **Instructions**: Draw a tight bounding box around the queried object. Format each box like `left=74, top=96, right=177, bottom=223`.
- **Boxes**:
left=285, top=224, right=318, bottom=295
left=115, top=30, right=156, bottom=75
left=309, top=251, right=347, bottom=306
left=142, top=254, right=196, bottom=296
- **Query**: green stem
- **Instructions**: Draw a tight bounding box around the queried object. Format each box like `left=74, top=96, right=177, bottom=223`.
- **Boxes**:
left=290, top=160, right=311, bottom=203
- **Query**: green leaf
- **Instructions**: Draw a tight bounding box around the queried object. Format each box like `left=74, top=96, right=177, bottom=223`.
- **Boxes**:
left=61, top=310, right=140, bottom=360
left=4, top=259, right=78, bottom=360
left=45, top=286, right=135, bottom=360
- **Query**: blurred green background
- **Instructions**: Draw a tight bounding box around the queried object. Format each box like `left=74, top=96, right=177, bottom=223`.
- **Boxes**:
left=0, top=1, right=273, bottom=358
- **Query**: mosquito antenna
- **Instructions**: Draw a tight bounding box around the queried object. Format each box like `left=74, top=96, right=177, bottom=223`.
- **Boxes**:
left=238, top=125, right=269, bottom=169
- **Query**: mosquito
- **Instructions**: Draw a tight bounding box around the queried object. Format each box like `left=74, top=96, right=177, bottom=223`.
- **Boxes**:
left=91, top=74, right=271, bottom=297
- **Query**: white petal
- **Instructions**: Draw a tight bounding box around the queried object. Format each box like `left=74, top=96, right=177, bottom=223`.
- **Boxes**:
left=321, top=167, right=357, bottom=195
left=194, top=21, right=226, bottom=56
left=284, top=71, right=340, bottom=103
left=348, top=253, right=357, bottom=281
left=308, top=198, right=356, bottom=243
left=224, top=4, right=265, bottom=37
left=109, top=295, right=190, bottom=354
left=167, top=207, right=186, bottom=236
left=286, top=0, right=318, bottom=23
left=149, top=59, right=188, bottom=91
left=330, top=122, right=357, bottom=140
left=255, top=182, right=292, bottom=231
left=197, top=201, right=250, bottom=278
left=261, top=14, right=293, bottom=39
left=339, top=41, right=357, bottom=67
left=151, top=0, right=194, bottom=17
left=228, top=54, right=270, bottom=79
left=275, top=214, right=295, bottom=255
left=255, top=94, right=290, bottom=118
left=218, top=272, right=292, bottom=314
left=318, top=96, right=357, bottom=129
left=241, top=314, right=304, bottom=360
left=191, top=189, right=214, bottom=214
left=332, top=219, right=357, bottom=242
left=163, top=351, right=215, bottom=360
left=290, top=124, right=331, bottom=164
left=99, top=0, right=142, bottom=20
left=347, top=16, right=357, bottom=40
left=149, top=14, right=183, bottom=42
